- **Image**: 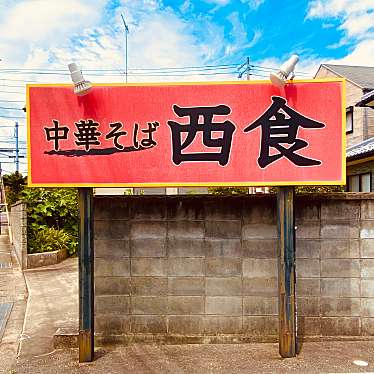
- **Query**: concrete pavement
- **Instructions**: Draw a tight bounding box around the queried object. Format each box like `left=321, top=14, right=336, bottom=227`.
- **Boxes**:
left=18, top=257, right=78, bottom=360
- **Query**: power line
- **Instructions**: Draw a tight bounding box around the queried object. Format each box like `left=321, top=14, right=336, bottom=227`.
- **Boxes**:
left=0, top=106, right=24, bottom=111
left=0, top=90, right=25, bottom=94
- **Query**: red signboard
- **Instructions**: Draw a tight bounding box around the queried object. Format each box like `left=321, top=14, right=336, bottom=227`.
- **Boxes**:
left=27, top=79, right=345, bottom=187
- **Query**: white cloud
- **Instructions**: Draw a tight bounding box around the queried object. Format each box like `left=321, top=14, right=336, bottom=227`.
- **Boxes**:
left=240, top=0, right=265, bottom=10
left=307, top=0, right=374, bottom=38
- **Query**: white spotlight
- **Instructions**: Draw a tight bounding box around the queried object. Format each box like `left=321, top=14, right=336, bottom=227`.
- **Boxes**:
left=68, top=62, right=92, bottom=96
left=270, top=54, right=299, bottom=88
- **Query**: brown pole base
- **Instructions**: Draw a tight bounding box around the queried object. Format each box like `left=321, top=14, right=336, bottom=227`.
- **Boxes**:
left=79, top=330, right=94, bottom=362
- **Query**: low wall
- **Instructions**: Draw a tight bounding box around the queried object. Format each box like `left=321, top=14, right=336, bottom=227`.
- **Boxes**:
left=27, top=249, right=68, bottom=269
left=9, top=201, right=27, bottom=269
left=94, top=194, right=374, bottom=343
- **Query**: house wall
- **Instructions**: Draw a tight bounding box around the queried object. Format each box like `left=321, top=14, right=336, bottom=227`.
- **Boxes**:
left=315, top=66, right=369, bottom=148
left=94, top=194, right=374, bottom=344
left=347, top=159, right=374, bottom=192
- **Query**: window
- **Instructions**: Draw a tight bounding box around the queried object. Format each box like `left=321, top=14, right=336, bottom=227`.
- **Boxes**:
left=346, top=106, right=353, bottom=134
left=348, top=173, right=371, bottom=192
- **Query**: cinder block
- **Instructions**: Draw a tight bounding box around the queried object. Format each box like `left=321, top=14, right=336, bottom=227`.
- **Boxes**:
left=206, top=258, right=241, bottom=277
left=205, top=220, right=241, bottom=239
left=321, top=278, right=360, bottom=297
left=205, top=239, right=242, bottom=257
left=168, top=221, right=205, bottom=239
left=168, top=258, right=204, bottom=276
left=95, top=277, right=130, bottom=295
left=132, top=296, right=167, bottom=314
left=131, top=277, right=167, bottom=296
left=203, top=316, right=242, bottom=334
left=243, top=296, right=278, bottom=315
left=297, top=278, right=320, bottom=297
left=94, top=198, right=130, bottom=220
left=361, top=239, right=374, bottom=258
left=295, top=201, right=320, bottom=222
left=297, top=317, right=320, bottom=336
left=321, top=201, right=360, bottom=221
left=321, top=297, right=360, bottom=317
left=132, top=316, right=167, bottom=333
left=295, top=240, right=320, bottom=259
left=96, top=295, right=130, bottom=314
left=168, top=238, right=205, bottom=257
left=95, top=258, right=130, bottom=277
left=242, top=224, right=277, bottom=239
left=362, top=318, right=374, bottom=335
left=321, top=223, right=359, bottom=239
left=94, top=220, right=130, bottom=240
left=131, top=258, right=167, bottom=276
left=321, top=259, right=360, bottom=278
left=168, top=277, right=205, bottom=295
left=168, top=296, right=204, bottom=314
left=242, top=239, right=276, bottom=258
left=296, top=224, right=320, bottom=239
left=320, top=239, right=359, bottom=258
left=361, top=299, right=374, bottom=317
left=361, top=221, right=374, bottom=239
left=361, top=279, right=374, bottom=297
left=130, top=200, right=167, bottom=220
left=297, top=259, right=320, bottom=278
left=166, top=199, right=204, bottom=221
left=130, top=221, right=167, bottom=239
left=242, top=258, right=277, bottom=278
left=243, top=316, right=278, bottom=335
left=242, top=200, right=275, bottom=224
left=131, top=238, right=166, bottom=257
left=243, top=277, right=278, bottom=296
left=361, top=201, right=374, bottom=219
left=361, top=259, right=374, bottom=277
left=321, top=317, right=360, bottom=336
left=96, top=315, right=131, bottom=334
left=168, top=316, right=203, bottom=334
left=204, top=199, right=242, bottom=220
left=95, top=239, right=130, bottom=258
left=205, top=296, right=242, bottom=315
left=206, top=277, right=242, bottom=296
left=297, top=297, right=320, bottom=316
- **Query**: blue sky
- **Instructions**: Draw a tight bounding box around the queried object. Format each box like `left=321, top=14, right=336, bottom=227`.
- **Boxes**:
left=0, top=0, right=373, bottom=173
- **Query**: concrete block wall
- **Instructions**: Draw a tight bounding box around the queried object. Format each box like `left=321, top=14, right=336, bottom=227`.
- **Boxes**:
left=9, top=201, right=27, bottom=269
left=94, top=194, right=374, bottom=343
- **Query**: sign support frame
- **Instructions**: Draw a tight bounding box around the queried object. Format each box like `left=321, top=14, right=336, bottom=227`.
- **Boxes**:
left=277, top=186, right=296, bottom=357
left=78, top=187, right=95, bottom=362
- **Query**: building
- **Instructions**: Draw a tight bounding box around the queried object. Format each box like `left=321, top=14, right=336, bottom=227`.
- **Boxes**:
left=315, top=64, right=374, bottom=191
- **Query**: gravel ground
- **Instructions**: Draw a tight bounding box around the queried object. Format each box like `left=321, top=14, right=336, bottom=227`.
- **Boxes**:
left=11, top=341, right=374, bottom=374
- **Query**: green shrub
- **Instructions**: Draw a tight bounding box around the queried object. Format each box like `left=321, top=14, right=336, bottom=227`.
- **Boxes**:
left=28, top=227, right=76, bottom=254
left=22, top=187, right=78, bottom=256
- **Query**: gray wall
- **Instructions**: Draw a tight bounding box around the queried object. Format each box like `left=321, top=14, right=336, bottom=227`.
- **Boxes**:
left=9, top=201, right=27, bottom=269
left=94, top=194, right=374, bottom=343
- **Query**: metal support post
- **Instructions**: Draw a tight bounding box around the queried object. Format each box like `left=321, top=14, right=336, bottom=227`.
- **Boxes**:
left=277, top=186, right=296, bottom=358
left=15, top=122, right=19, bottom=172
left=78, top=188, right=94, bottom=362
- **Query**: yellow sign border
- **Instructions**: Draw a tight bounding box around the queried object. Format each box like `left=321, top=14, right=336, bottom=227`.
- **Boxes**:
left=27, top=78, right=346, bottom=187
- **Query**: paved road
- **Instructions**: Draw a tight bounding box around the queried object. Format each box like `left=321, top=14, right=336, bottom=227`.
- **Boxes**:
left=14, top=341, right=374, bottom=374
left=0, top=234, right=27, bottom=374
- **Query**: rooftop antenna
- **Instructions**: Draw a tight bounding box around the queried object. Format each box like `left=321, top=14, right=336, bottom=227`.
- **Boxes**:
left=121, top=14, right=130, bottom=83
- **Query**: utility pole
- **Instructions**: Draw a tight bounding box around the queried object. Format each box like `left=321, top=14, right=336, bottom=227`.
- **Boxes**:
left=121, top=14, right=130, bottom=83
left=246, top=56, right=250, bottom=80
left=238, top=57, right=251, bottom=80
left=15, top=121, right=19, bottom=172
